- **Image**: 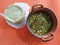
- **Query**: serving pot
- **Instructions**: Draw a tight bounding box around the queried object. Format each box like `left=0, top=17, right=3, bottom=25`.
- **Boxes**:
left=27, top=4, right=57, bottom=41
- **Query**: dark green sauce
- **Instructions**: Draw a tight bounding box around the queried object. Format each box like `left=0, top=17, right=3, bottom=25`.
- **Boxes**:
left=29, top=12, right=52, bottom=35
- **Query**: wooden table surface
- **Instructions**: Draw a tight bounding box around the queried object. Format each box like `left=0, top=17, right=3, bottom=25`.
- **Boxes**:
left=0, top=0, right=60, bottom=45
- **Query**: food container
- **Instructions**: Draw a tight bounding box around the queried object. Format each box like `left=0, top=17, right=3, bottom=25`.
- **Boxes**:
left=27, top=4, right=57, bottom=41
left=0, top=2, right=30, bottom=29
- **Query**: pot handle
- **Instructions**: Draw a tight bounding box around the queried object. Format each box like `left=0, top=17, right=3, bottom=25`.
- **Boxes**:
left=32, top=4, right=43, bottom=11
left=41, top=34, right=54, bottom=42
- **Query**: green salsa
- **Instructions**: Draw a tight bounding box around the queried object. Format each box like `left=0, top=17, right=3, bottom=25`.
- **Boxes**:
left=29, top=12, right=52, bottom=35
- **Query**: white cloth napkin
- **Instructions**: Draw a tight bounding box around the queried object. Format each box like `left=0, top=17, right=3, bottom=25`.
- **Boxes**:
left=6, top=2, right=30, bottom=29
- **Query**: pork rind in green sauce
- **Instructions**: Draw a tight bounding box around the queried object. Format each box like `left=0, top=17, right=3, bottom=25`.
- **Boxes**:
left=29, top=13, right=52, bottom=35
